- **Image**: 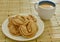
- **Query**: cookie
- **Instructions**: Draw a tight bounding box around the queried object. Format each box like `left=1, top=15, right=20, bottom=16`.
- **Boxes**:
left=19, top=20, right=38, bottom=38
left=8, top=23, right=21, bottom=36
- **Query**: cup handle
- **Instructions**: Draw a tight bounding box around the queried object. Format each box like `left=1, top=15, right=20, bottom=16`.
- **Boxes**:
left=34, top=3, right=38, bottom=11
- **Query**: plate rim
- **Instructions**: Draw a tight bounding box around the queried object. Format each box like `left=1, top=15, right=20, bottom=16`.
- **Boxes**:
left=2, top=14, right=44, bottom=41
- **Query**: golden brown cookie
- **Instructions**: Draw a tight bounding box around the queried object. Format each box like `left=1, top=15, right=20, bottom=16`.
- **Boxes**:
left=15, top=15, right=25, bottom=22
left=19, top=20, right=38, bottom=38
left=27, top=15, right=36, bottom=22
left=9, top=17, right=24, bottom=26
left=8, top=23, right=21, bottom=36
left=23, top=16, right=29, bottom=25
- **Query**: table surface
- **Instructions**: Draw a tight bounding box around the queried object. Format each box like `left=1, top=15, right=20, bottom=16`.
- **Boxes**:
left=0, top=0, right=60, bottom=42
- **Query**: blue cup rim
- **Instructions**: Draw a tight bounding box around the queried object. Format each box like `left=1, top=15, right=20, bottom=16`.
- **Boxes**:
left=38, top=1, right=56, bottom=7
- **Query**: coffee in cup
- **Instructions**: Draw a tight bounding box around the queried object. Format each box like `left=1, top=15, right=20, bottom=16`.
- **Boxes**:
left=39, top=3, right=54, bottom=9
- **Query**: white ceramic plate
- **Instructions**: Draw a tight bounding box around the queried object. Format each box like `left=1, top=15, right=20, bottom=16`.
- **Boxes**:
left=2, top=14, right=44, bottom=41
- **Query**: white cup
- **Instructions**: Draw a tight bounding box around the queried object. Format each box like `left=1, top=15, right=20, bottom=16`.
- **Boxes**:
left=34, top=1, right=56, bottom=20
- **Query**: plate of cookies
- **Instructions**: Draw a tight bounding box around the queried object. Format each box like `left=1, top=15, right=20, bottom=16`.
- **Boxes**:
left=2, top=13, right=44, bottom=41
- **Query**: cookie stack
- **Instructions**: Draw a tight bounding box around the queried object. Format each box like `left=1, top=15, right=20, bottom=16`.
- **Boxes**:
left=8, top=15, right=38, bottom=38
